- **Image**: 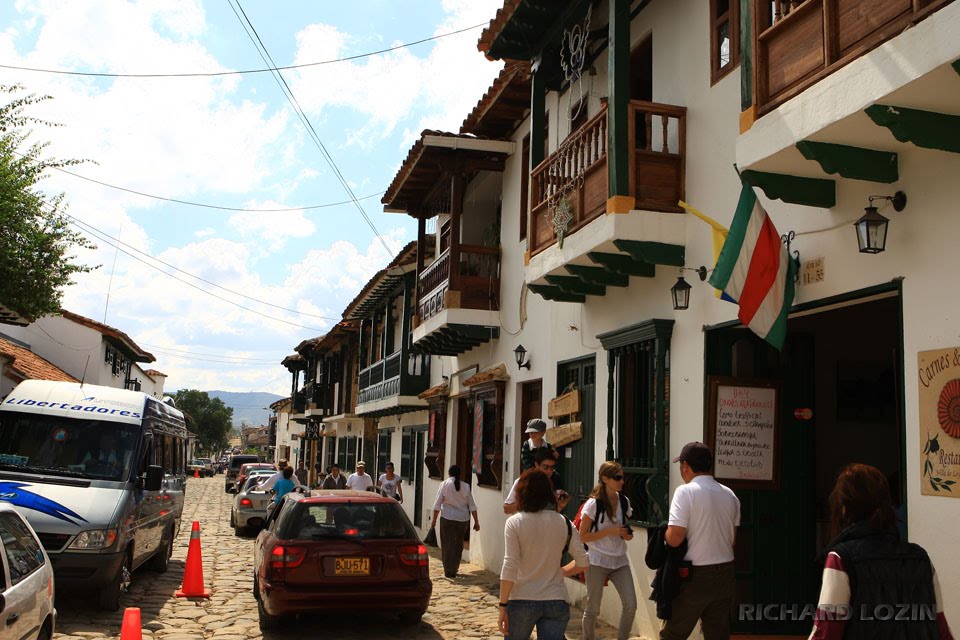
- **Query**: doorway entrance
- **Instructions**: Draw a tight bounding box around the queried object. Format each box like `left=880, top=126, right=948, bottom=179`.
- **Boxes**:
left=705, top=288, right=904, bottom=634
left=556, top=356, right=596, bottom=518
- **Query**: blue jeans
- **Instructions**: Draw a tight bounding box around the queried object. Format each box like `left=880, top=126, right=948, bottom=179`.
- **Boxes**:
left=506, top=599, right=570, bottom=640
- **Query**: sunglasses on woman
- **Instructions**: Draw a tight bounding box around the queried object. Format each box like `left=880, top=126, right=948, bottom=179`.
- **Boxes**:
left=609, top=474, right=624, bottom=481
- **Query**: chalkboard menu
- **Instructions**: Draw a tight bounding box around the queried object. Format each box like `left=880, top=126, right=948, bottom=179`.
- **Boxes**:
left=707, top=376, right=780, bottom=489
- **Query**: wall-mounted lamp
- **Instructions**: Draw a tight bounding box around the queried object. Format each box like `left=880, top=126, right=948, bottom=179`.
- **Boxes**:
left=855, top=191, right=906, bottom=254
left=514, top=344, right=531, bottom=370
left=671, top=267, right=709, bottom=311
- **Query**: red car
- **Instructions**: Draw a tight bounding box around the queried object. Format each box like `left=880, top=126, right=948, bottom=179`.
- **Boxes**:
left=235, top=463, right=277, bottom=492
left=253, top=490, right=431, bottom=629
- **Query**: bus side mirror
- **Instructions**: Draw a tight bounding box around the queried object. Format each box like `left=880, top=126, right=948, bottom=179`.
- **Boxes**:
left=145, top=465, right=164, bottom=491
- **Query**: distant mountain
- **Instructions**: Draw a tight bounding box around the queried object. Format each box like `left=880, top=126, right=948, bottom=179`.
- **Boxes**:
left=206, top=390, right=284, bottom=427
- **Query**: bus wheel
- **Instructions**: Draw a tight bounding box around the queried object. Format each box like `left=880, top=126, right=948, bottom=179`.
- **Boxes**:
left=100, top=550, right=131, bottom=611
left=149, top=526, right=174, bottom=572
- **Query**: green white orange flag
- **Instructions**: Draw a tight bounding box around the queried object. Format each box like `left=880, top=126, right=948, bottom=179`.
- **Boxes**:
left=708, top=183, right=797, bottom=350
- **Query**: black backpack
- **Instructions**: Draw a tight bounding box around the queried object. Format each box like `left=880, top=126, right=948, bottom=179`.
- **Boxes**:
left=574, top=493, right=629, bottom=550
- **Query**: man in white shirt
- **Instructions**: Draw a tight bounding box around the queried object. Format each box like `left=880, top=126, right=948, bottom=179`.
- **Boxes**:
left=346, top=461, right=374, bottom=491
left=662, top=442, right=740, bottom=640
left=258, top=460, right=304, bottom=492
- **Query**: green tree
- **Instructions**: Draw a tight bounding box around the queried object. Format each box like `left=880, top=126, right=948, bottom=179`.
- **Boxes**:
left=174, top=390, right=233, bottom=456
left=0, top=84, right=95, bottom=321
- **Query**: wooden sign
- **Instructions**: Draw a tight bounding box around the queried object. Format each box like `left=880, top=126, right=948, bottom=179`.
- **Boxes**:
left=707, top=376, right=780, bottom=489
left=917, top=347, right=960, bottom=496
left=547, top=422, right=583, bottom=447
left=547, top=389, right=580, bottom=418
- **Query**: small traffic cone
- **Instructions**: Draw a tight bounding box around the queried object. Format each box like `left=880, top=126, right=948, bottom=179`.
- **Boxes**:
left=120, top=607, right=142, bottom=640
left=175, top=521, right=210, bottom=598
left=193, top=468, right=200, bottom=478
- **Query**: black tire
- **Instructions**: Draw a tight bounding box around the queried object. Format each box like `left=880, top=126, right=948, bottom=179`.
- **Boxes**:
left=234, top=521, right=246, bottom=537
left=149, top=526, right=173, bottom=572
left=258, top=598, right=281, bottom=630
left=398, top=610, right=425, bottom=625
left=99, top=549, right=131, bottom=611
left=37, top=617, right=52, bottom=640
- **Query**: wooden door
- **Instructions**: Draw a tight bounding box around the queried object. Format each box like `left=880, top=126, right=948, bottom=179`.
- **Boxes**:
left=455, top=398, right=472, bottom=485
left=519, top=380, right=543, bottom=473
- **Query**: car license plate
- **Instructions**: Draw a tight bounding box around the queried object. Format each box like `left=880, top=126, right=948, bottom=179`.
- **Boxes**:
left=334, top=557, right=369, bottom=576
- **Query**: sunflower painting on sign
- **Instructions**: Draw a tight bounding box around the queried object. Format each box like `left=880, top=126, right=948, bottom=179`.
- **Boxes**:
left=917, top=347, right=960, bottom=496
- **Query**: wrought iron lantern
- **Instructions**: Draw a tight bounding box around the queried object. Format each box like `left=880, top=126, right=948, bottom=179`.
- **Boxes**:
left=671, top=276, right=693, bottom=311
left=855, top=191, right=906, bottom=254
left=514, top=344, right=531, bottom=370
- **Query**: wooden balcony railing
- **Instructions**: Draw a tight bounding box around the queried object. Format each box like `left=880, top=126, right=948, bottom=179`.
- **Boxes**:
left=357, top=349, right=431, bottom=407
left=751, top=0, right=953, bottom=114
left=529, top=101, right=686, bottom=255
left=418, top=245, right=500, bottom=322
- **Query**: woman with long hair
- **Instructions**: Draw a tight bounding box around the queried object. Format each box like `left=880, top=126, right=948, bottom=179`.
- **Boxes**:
left=810, top=463, right=953, bottom=639
left=430, top=465, right=480, bottom=578
left=499, top=469, right=588, bottom=640
left=578, top=460, right=636, bottom=640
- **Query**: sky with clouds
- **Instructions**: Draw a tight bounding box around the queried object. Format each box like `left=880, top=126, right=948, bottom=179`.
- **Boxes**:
left=0, top=0, right=504, bottom=397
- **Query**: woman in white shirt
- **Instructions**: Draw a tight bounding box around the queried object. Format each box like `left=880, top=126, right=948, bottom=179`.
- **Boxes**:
left=430, top=465, right=480, bottom=578
left=578, top=461, right=636, bottom=640
left=499, top=469, right=589, bottom=640
left=377, top=461, right=403, bottom=502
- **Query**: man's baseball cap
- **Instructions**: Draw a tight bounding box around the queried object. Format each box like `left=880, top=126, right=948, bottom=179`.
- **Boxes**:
left=525, top=418, right=547, bottom=434
left=672, top=442, right=712, bottom=468
left=356, top=460, right=366, bottom=468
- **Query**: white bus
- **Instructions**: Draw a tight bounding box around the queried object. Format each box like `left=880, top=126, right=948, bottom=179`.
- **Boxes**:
left=0, top=380, right=188, bottom=610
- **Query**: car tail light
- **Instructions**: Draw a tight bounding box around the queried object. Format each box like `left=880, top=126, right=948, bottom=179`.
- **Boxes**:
left=398, top=544, right=428, bottom=567
left=239, top=498, right=253, bottom=507
left=269, top=545, right=306, bottom=569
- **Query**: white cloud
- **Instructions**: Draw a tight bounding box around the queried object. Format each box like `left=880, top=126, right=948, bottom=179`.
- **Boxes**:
left=194, top=227, right=216, bottom=238
left=228, top=205, right=316, bottom=253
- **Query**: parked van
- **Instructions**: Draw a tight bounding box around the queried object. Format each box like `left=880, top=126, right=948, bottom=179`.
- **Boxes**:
left=225, top=454, right=261, bottom=493
left=0, top=380, right=188, bottom=610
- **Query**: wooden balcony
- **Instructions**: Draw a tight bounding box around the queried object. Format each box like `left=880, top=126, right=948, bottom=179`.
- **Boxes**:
left=356, top=349, right=430, bottom=416
left=417, top=245, right=500, bottom=322
left=751, top=0, right=953, bottom=115
left=529, top=100, right=686, bottom=255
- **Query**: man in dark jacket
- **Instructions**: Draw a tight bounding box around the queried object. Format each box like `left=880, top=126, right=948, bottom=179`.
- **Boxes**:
left=321, top=463, right=347, bottom=489
left=646, top=524, right=689, bottom=620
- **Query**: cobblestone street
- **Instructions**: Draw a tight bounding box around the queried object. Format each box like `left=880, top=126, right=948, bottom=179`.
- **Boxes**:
left=53, top=477, right=622, bottom=639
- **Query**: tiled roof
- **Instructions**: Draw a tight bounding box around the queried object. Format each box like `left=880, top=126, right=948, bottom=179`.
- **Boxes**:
left=0, top=337, right=78, bottom=383
left=296, top=320, right=360, bottom=357
left=478, top=0, right=523, bottom=59
left=382, top=130, right=470, bottom=210
left=0, top=304, right=30, bottom=327
left=60, top=310, right=155, bottom=363
left=144, top=369, right=167, bottom=377
left=460, top=61, right=531, bottom=139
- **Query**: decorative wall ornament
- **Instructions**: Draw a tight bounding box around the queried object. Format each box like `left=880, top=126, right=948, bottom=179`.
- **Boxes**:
left=561, top=6, right=592, bottom=123
left=553, top=195, right=574, bottom=248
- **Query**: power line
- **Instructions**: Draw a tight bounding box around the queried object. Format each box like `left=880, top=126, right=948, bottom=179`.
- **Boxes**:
left=0, top=23, right=486, bottom=78
left=227, top=0, right=393, bottom=257
left=65, top=213, right=340, bottom=322
left=46, top=161, right=384, bottom=212
left=66, top=216, right=331, bottom=332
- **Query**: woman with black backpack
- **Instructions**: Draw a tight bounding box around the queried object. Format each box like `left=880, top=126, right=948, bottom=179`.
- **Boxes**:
left=578, top=460, right=637, bottom=640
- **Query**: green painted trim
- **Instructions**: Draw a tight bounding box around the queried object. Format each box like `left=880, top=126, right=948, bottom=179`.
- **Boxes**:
left=587, top=252, right=656, bottom=277
left=740, top=0, right=752, bottom=112
left=527, top=283, right=587, bottom=303
left=544, top=274, right=607, bottom=296
left=530, top=69, right=547, bottom=168
left=565, top=264, right=630, bottom=287
left=612, top=239, right=685, bottom=266
left=740, top=169, right=836, bottom=208
left=796, top=140, right=898, bottom=183
left=607, top=0, right=631, bottom=198
left=865, top=104, right=960, bottom=154
left=895, top=279, right=907, bottom=540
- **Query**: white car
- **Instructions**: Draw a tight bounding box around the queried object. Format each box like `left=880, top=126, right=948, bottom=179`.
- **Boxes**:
left=0, top=503, right=56, bottom=639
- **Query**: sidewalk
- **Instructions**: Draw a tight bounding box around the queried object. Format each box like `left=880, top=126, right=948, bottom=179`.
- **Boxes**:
left=429, top=549, right=633, bottom=639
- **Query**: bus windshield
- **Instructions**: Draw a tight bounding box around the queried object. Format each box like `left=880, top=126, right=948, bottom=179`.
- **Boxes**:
left=0, top=412, right=140, bottom=482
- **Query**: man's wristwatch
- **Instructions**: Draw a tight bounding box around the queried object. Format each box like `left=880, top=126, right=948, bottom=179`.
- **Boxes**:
left=498, top=602, right=508, bottom=608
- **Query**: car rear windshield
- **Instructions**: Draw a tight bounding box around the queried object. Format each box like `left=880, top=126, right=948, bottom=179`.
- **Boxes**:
left=230, top=456, right=259, bottom=468
left=280, top=502, right=418, bottom=541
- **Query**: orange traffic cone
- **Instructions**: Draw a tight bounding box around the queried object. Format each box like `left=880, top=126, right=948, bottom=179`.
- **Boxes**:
left=193, top=468, right=199, bottom=478
left=120, top=607, right=142, bottom=640
left=175, top=521, right=210, bottom=598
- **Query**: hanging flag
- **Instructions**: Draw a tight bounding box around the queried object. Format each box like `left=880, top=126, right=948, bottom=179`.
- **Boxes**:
left=709, top=183, right=797, bottom=350
left=678, top=200, right=734, bottom=301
